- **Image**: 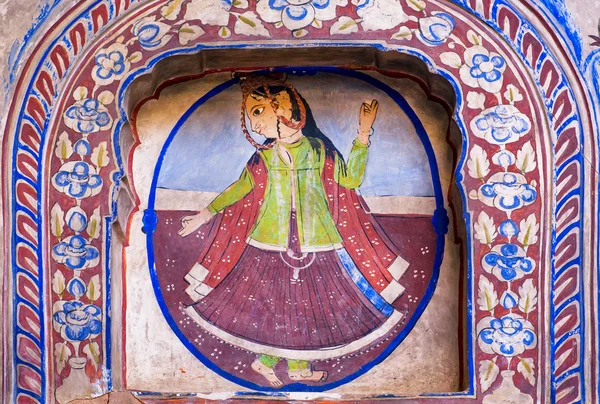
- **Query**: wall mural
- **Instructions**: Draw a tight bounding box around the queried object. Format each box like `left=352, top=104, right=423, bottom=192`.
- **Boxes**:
left=3, top=0, right=596, bottom=402
left=148, top=70, right=445, bottom=390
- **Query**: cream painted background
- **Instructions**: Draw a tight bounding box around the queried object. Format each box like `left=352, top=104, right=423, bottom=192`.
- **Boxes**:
left=123, top=72, right=462, bottom=397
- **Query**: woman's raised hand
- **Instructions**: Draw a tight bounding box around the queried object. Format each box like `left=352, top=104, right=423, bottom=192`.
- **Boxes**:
left=358, top=99, right=379, bottom=145
left=179, top=209, right=213, bottom=237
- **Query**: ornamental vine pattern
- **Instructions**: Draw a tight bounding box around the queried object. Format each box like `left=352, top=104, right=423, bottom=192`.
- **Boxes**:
left=9, top=0, right=583, bottom=402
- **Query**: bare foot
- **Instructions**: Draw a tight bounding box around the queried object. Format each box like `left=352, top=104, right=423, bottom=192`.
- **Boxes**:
left=251, top=359, right=284, bottom=388
left=288, top=368, right=328, bottom=383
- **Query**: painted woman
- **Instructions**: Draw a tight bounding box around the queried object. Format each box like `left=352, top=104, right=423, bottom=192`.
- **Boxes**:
left=179, top=73, right=410, bottom=388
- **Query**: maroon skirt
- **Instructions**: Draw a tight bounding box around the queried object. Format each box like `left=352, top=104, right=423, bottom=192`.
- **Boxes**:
left=192, top=245, right=388, bottom=350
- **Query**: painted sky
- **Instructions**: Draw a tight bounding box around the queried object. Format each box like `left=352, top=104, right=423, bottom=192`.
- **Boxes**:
left=158, top=73, right=434, bottom=197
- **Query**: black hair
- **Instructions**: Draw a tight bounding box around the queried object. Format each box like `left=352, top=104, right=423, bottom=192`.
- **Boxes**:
left=250, top=85, right=345, bottom=161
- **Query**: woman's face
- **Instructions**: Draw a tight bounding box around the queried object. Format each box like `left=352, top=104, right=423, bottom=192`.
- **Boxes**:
left=245, top=91, right=297, bottom=139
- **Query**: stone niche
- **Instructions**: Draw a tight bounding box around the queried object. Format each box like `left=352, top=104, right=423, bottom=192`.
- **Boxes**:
left=112, top=47, right=466, bottom=399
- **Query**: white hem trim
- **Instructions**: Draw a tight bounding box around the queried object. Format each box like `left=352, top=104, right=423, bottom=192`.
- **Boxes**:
left=184, top=307, right=404, bottom=360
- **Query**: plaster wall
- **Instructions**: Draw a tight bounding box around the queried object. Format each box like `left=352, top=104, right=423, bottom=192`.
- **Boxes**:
left=0, top=0, right=598, bottom=403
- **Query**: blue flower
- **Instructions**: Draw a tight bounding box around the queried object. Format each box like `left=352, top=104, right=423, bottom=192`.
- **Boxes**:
left=74, top=139, right=91, bottom=156
left=471, top=105, right=531, bottom=146
left=498, top=219, right=519, bottom=238
left=459, top=46, right=506, bottom=93
left=492, top=149, right=516, bottom=168
left=482, top=243, right=535, bottom=282
left=477, top=172, right=536, bottom=213
left=132, top=16, right=172, bottom=50
left=417, top=13, right=455, bottom=46
left=500, top=290, right=518, bottom=309
left=52, top=235, right=100, bottom=270
left=477, top=315, right=536, bottom=357
left=93, top=43, right=130, bottom=86
left=64, top=98, right=112, bottom=134
left=52, top=162, right=102, bottom=199
left=53, top=301, right=102, bottom=341
left=256, top=0, right=337, bottom=32
left=67, top=277, right=87, bottom=298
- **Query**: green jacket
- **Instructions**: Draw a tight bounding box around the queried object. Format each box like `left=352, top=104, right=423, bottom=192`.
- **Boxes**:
left=207, top=136, right=369, bottom=251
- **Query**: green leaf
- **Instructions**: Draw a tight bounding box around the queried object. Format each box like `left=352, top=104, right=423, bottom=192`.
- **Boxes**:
left=239, top=15, right=256, bottom=28
left=338, top=20, right=356, bottom=31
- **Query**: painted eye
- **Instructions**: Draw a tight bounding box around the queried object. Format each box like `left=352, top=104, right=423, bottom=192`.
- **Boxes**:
left=252, top=107, right=265, bottom=117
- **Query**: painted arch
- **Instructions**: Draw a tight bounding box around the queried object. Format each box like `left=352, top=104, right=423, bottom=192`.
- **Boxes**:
left=1, top=0, right=597, bottom=402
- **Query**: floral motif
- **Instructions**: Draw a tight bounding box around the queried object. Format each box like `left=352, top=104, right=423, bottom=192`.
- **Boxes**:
left=93, top=43, right=130, bottom=86
left=185, top=0, right=233, bottom=26
left=417, top=12, right=455, bottom=46
left=459, top=46, right=506, bottom=93
left=492, top=150, right=516, bottom=169
left=53, top=301, right=102, bottom=341
left=257, top=0, right=337, bottom=31
left=52, top=235, right=100, bottom=270
left=471, top=105, right=531, bottom=146
left=356, top=0, right=408, bottom=31
left=498, top=219, right=519, bottom=238
left=476, top=172, right=536, bottom=213
left=477, top=315, right=537, bottom=357
left=482, top=243, right=535, bottom=282
left=52, top=162, right=103, bottom=199
left=132, top=16, right=172, bottom=50
left=64, top=98, right=112, bottom=134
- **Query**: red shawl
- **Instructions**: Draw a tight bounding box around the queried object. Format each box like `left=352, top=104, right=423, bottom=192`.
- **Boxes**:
left=193, top=148, right=403, bottom=294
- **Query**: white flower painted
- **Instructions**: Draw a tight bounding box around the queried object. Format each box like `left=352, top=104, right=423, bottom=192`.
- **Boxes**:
left=459, top=46, right=506, bottom=93
left=256, top=0, right=337, bottom=32
left=64, top=98, right=112, bottom=135
left=92, top=43, right=130, bottom=87
left=470, top=105, right=531, bottom=146
left=185, top=0, right=232, bottom=26
left=356, top=0, right=409, bottom=31
left=467, top=144, right=490, bottom=180
left=476, top=172, right=537, bottom=214
left=477, top=315, right=537, bottom=357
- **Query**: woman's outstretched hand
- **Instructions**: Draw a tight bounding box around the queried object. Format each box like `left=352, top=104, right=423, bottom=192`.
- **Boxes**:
left=358, top=99, right=379, bottom=145
left=179, top=209, right=213, bottom=237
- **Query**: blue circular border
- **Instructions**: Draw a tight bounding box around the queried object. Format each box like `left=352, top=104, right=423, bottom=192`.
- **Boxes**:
left=144, top=66, right=448, bottom=392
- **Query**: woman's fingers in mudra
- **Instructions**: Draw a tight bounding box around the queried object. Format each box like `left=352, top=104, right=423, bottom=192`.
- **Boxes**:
left=361, top=99, right=379, bottom=116
left=179, top=214, right=201, bottom=237
left=359, top=99, right=379, bottom=131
